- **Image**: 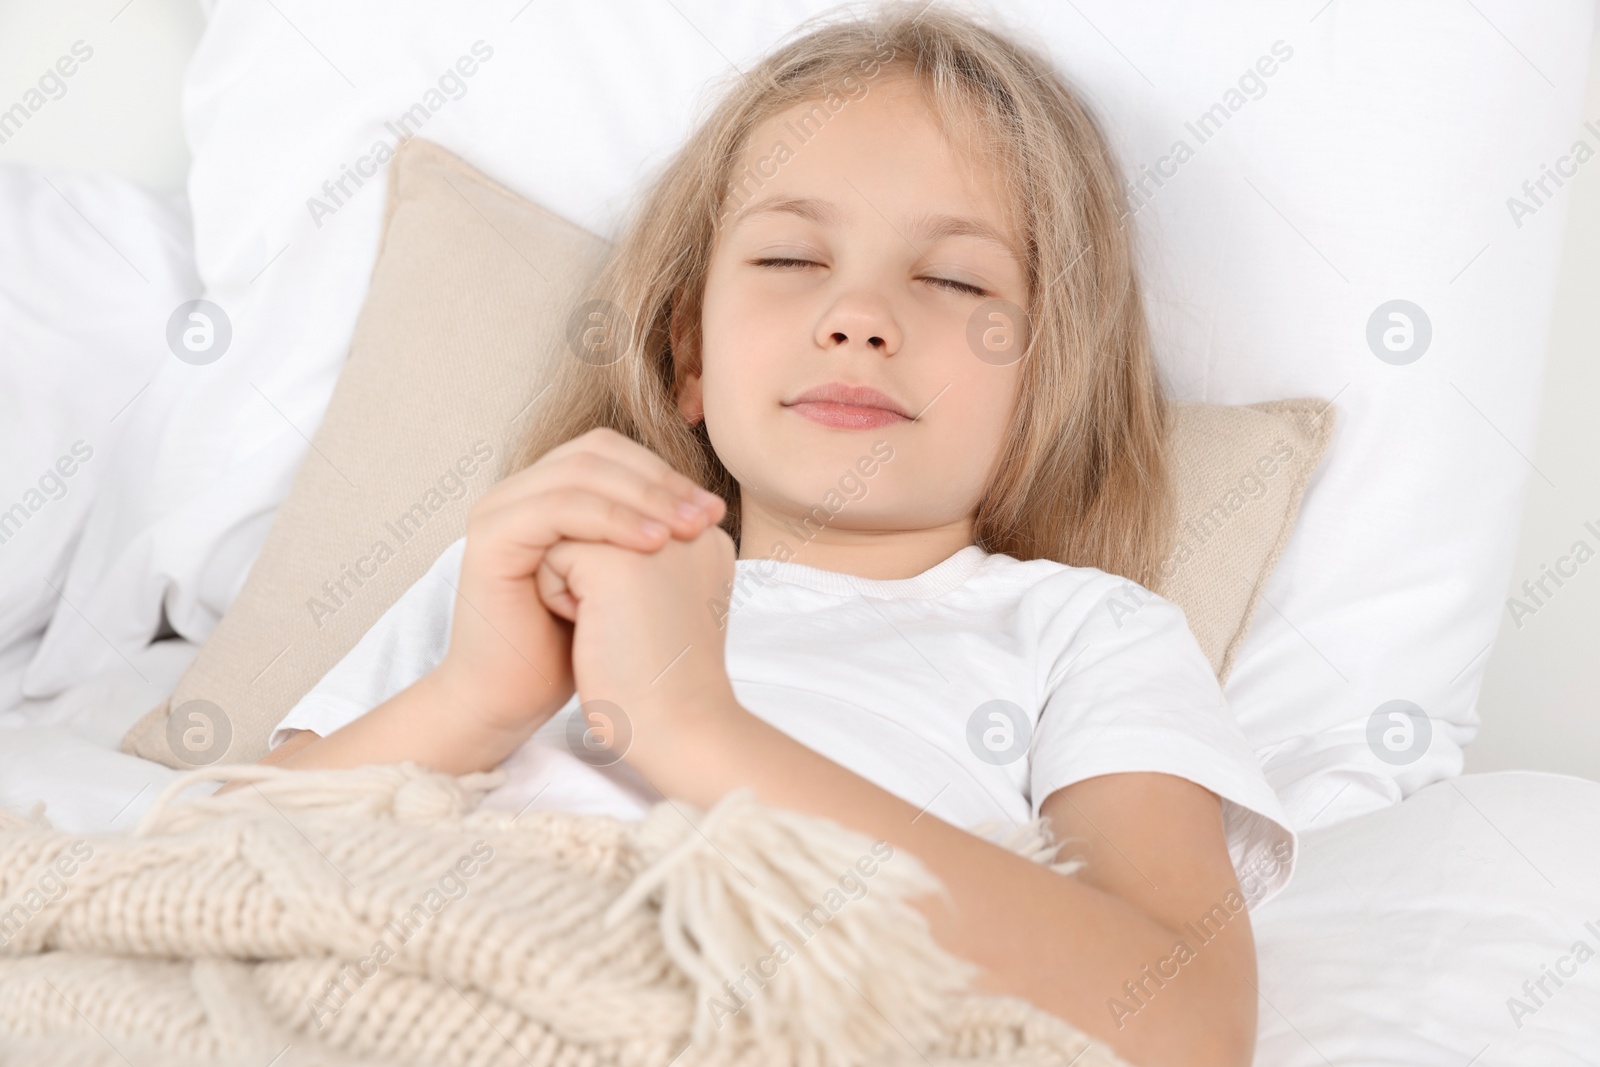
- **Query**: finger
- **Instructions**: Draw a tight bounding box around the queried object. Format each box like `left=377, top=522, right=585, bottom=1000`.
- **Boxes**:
left=477, top=486, right=676, bottom=563
left=475, top=470, right=698, bottom=558
left=548, top=428, right=727, bottom=524
left=557, top=449, right=725, bottom=535
left=535, top=558, right=578, bottom=622
left=483, top=447, right=723, bottom=543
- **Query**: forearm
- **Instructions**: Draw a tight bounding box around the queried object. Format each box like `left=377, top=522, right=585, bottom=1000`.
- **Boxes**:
left=626, top=689, right=1254, bottom=1067
left=247, top=671, right=540, bottom=782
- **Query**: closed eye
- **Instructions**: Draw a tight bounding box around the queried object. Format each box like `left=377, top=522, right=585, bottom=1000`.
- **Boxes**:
left=751, top=257, right=988, bottom=297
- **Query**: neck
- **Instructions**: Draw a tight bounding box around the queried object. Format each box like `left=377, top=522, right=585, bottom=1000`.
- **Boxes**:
left=735, top=497, right=976, bottom=580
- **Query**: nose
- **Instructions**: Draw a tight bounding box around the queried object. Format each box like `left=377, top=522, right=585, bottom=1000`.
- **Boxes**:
left=816, top=292, right=901, bottom=357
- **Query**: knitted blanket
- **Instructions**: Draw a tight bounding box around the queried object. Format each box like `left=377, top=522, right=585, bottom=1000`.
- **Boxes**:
left=0, top=761, right=1131, bottom=1067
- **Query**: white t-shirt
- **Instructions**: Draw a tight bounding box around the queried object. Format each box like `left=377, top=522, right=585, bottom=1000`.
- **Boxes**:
left=272, top=536, right=1297, bottom=908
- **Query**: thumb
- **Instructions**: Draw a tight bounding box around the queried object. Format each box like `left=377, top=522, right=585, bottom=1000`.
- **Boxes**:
left=535, top=545, right=580, bottom=622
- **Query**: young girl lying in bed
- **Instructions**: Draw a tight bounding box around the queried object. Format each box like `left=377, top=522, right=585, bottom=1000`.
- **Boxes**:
left=231, top=4, right=1294, bottom=1063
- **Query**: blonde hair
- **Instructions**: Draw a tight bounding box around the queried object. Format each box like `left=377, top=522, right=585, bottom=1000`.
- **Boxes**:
left=509, top=0, right=1175, bottom=590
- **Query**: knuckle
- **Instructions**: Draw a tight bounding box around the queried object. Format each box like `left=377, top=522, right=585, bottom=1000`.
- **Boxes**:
left=567, top=487, right=608, bottom=520
left=660, top=468, right=692, bottom=494
left=566, top=450, right=605, bottom=477
left=540, top=485, right=585, bottom=522
left=607, top=497, right=637, bottom=526
left=650, top=480, right=684, bottom=508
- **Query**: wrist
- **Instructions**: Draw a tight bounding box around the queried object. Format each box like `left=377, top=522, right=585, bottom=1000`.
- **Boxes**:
left=621, top=678, right=746, bottom=803
left=262, top=669, right=544, bottom=780
left=422, top=668, right=551, bottom=766
left=429, top=661, right=569, bottom=741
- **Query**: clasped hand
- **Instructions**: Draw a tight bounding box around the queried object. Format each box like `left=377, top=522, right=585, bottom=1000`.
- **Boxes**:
left=537, top=509, right=737, bottom=723
left=431, top=428, right=737, bottom=769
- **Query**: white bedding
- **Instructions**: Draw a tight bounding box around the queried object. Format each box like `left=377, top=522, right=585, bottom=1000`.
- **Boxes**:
left=2, top=653, right=1596, bottom=1062
left=0, top=163, right=198, bottom=712
left=0, top=639, right=216, bottom=834
left=1253, top=771, right=1600, bottom=1064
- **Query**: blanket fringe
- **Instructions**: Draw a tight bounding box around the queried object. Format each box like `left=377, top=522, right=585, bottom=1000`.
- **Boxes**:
left=132, top=762, right=509, bottom=837
left=604, top=787, right=977, bottom=1063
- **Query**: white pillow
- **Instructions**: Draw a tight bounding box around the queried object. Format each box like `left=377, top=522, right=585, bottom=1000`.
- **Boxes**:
left=0, top=163, right=197, bottom=709
left=26, top=0, right=1594, bottom=831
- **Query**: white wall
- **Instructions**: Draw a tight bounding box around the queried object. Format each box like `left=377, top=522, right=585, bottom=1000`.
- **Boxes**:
left=1466, top=21, right=1600, bottom=782
left=0, top=0, right=203, bottom=193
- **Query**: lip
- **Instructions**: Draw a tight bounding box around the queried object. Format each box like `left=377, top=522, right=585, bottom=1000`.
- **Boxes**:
left=782, top=381, right=913, bottom=430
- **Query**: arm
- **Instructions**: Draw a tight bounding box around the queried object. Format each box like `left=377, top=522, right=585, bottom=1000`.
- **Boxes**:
left=213, top=670, right=546, bottom=795
left=627, top=689, right=1257, bottom=1067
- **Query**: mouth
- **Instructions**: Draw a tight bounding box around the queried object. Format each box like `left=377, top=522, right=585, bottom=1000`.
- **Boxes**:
left=782, top=382, right=913, bottom=431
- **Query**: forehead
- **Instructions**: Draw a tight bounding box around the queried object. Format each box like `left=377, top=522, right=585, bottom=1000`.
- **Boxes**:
left=723, top=75, right=1023, bottom=261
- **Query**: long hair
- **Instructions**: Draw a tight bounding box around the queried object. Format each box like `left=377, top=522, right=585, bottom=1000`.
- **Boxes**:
left=509, top=0, right=1175, bottom=589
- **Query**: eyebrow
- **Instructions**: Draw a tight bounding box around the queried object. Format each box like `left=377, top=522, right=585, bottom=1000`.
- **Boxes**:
left=732, top=194, right=1021, bottom=265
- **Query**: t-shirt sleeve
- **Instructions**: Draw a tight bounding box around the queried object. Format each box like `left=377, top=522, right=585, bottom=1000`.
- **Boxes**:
left=1027, top=574, right=1297, bottom=910
left=268, top=536, right=467, bottom=751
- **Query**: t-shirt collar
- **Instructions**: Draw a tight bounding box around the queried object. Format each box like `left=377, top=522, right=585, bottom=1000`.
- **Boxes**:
left=733, top=544, right=989, bottom=600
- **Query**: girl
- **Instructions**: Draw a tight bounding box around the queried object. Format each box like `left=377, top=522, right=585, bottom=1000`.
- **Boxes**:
left=242, top=4, right=1294, bottom=1064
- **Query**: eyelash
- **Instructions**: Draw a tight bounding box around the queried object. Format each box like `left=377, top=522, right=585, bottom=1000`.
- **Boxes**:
left=752, top=257, right=988, bottom=297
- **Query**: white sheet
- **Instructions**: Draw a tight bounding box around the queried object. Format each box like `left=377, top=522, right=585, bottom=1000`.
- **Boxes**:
left=0, top=638, right=217, bottom=834
left=1253, top=770, right=1600, bottom=1063
left=0, top=162, right=198, bottom=710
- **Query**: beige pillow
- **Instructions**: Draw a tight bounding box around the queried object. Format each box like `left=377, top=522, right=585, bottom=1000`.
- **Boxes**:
left=121, top=138, right=1334, bottom=768
left=1161, top=397, right=1333, bottom=683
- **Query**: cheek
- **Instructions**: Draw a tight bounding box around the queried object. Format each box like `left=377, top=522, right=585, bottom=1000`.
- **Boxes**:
left=699, top=315, right=762, bottom=411
left=699, top=288, right=791, bottom=413
left=939, top=361, right=1021, bottom=481
left=947, top=350, right=1021, bottom=432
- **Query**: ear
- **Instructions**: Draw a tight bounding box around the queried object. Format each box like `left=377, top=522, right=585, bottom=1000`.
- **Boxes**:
left=676, top=369, right=705, bottom=426
left=669, top=296, right=705, bottom=426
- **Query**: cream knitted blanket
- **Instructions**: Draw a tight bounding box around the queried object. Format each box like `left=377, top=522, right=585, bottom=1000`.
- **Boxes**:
left=0, top=761, right=1131, bottom=1067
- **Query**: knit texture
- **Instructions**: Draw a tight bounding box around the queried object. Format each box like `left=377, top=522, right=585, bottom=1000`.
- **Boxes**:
left=0, top=762, right=1131, bottom=1067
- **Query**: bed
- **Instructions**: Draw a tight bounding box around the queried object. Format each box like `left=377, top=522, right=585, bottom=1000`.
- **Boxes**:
left=3, top=1, right=1598, bottom=1063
